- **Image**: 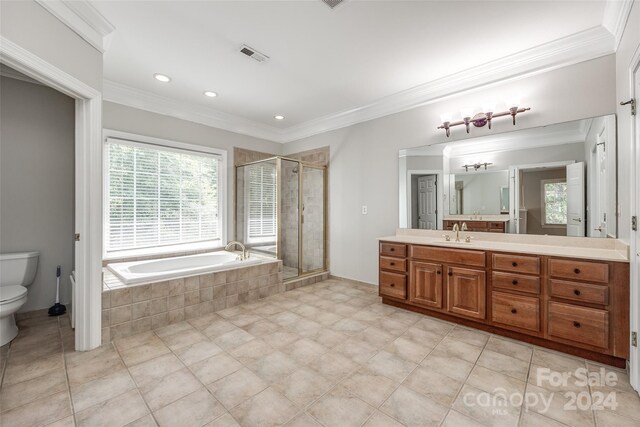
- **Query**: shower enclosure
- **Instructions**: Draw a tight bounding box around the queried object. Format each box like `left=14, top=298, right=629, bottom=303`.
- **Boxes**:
left=235, top=157, right=327, bottom=280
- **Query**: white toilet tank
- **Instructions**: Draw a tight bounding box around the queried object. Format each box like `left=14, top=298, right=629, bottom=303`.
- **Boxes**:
left=0, top=252, right=39, bottom=287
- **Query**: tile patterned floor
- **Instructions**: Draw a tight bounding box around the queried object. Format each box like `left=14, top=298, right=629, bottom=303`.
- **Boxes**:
left=1, top=278, right=640, bottom=427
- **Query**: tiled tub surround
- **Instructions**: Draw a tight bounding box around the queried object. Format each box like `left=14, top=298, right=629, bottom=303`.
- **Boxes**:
left=2, top=278, right=640, bottom=427
left=102, top=259, right=284, bottom=343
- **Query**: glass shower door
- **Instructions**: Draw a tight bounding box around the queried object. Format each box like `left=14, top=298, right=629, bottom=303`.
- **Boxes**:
left=301, top=166, right=325, bottom=273
left=279, top=159, right=300, bottom=279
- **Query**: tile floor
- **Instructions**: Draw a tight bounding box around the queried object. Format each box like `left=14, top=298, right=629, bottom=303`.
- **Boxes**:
left=1, top=278, right=640, bottom=427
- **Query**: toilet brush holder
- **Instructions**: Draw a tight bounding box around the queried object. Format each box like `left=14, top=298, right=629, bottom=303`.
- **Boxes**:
left=48, top=265, right=66, bottom=316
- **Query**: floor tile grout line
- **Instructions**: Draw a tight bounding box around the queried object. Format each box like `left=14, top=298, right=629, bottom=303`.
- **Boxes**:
left=111, top=340, right=164, bottom=426
left=57, top=316, right=77, bottom=427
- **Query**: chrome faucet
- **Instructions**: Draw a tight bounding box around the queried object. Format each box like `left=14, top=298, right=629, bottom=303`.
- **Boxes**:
left=452, top=223, right=460, bottom=242
left=225, top=241, right=249, bottom=260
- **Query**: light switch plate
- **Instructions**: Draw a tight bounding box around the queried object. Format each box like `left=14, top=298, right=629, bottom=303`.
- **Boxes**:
left=362, top=205, right=368, bottom=215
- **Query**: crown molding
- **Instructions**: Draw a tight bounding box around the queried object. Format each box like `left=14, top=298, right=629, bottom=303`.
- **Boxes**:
left=603, top=0, right=634, bottom=50
left=36, top=0, right=114, bottom=53
left=102, top=25, right=615, bottom=145
left=103, top=80, right=285, bottom=142
left=281, top=26, right=614, bottom=143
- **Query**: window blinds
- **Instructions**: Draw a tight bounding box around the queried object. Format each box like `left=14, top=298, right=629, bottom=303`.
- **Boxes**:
left=106, top=139, right=221, bottom=252
left=247, top=163, right=277, bottom=239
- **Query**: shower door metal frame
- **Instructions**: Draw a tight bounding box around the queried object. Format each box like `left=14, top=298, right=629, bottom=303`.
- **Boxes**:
left=235, top=156, right=327, bottom=281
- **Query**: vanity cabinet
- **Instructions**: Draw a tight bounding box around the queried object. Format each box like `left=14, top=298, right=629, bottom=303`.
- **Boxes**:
left=446, top=266, right=486, bottom=320
left=378, top=241, right=630, bottom=367
left=443, top=220, right=506, bottom=233
left=379, top=243, right=407, bottom=301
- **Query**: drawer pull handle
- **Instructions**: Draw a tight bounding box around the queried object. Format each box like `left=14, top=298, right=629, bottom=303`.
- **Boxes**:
left=512, top=262, right=518, bottom=267
left=573, top=321, right=581, bottom=328
left=390, top=248, right=395, bottom=252
left=512, top=280, right=518, bottom=285
left=574, top=268, right=581, bottom=274
left=437, top=270, right=441, bottom=275
left=390, top=262, right=395, bottom=266
left=448, top=272, right=453, bottom=276
left=389, top=283, right=395, bottom=287
left=511, top=308, right=518, bottom=314
left=574, top=289, right=581, bottom=296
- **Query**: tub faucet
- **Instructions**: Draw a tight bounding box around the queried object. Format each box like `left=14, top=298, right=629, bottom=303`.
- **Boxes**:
left=225, top=241, right=249, bottom=260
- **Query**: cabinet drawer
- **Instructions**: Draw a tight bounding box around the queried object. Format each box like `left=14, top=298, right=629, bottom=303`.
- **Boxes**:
left=492, top=292, right=540, bottom=332
left=492, top=253, right=540, bottom=275
left=489, top=222, right=505, bottom=229
left=410, top=245, right=485, bottom=267
left=379, top=271, right=406, bottom=299
left=380, top=243, right=407, bottom=258
left=548, top=259, right=609, bottom=284
left=380, top=256, right=406, bottom=273
left=548, top=302, right=609, bottom=349
left=466, top=222, right=487, bottom=231
left=492, top=272, right=540, bottom=295
left=549, top=279, right=609, bottom=305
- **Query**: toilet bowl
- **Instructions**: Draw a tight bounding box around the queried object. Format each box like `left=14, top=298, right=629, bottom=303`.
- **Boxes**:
left=0, top=252, right=39, bottom=346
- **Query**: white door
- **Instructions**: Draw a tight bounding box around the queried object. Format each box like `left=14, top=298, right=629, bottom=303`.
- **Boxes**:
left=595, top=134, right=608, bottom=237
left=630, top=62, right=640, bottom=391
left=418, top=175, right=437, bottom=230
left=566, top=162, right=585, bottom=237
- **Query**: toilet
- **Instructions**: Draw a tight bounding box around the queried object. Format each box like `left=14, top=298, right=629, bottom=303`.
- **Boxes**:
left=0, top=252, right=39, bottom=346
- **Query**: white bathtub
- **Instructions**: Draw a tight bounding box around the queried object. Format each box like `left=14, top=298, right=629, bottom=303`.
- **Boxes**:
left=107, top=251, right=262, bottom=285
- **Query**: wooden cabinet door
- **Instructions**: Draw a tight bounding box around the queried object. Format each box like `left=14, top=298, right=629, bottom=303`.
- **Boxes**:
left=409, top=261, right=443, bottom=309
left=446, top=266, right=486, bottom=320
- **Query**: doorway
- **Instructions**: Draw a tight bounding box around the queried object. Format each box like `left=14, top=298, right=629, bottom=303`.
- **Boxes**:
left=1, top=39, right=103, bottom=351
left=410, top=173, right=439, bottom=230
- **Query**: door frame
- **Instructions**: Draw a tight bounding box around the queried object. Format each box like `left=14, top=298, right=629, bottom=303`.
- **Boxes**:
left=0, top=37, right=103, bottom=351
left=508, top=161, right=574, bottom=234
left=406, top=170, right=443, bottom=230
left=628, top=43, right=640, bottom=391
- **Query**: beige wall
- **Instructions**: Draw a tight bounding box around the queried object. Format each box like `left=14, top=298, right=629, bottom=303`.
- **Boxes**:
left=103, top=102, right=284, bottom=242
left=1, top=76, right=75, bottom=311
left=283, top=55, right=617, bottom=284
left=615, top=1, right=640, bottom=243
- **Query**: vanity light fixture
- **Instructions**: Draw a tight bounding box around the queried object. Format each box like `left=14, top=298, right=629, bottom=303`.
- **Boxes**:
left=153, top=73, right=172, bottom=83
left=438, top=101, right=530, bottom=137
left=462, top=162, right=493, bottom=172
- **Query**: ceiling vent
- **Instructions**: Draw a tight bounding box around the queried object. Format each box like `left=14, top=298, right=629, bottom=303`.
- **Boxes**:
left=321, top=0, right=346, bottom=9
left=240, top=45, right=269, bottom=63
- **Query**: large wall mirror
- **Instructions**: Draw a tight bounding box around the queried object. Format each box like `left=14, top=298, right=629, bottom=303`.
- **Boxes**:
left=399, top=114, right=617, bottom=238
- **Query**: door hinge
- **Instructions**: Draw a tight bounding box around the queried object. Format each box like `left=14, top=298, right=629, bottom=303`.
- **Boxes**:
left=620, top=99, right=636, bottom=115
left=632, top=332, right=637, bottom=347
left=632, top=216, right=638, bottom=232
left=74, top=233, right=80, bottom=241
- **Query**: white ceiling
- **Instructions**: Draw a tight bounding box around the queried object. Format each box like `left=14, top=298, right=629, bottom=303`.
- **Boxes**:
left=92, top=0, right=614, bottom=141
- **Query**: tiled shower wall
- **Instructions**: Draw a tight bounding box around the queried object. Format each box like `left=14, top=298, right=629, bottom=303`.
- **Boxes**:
left=101, top=260, right=283, bottom=343
left=302, top=167, right=324, bottom=271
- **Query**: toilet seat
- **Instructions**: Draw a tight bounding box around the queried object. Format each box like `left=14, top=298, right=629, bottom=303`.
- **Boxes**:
left=0, top=285, right=27, bottom=304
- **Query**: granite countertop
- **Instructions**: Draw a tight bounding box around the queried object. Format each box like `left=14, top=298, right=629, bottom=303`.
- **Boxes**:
left=379, top=230, right=629, bottom=263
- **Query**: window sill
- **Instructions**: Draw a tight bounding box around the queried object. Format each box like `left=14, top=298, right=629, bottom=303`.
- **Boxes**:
left=104, top=240, right=223, bottom=261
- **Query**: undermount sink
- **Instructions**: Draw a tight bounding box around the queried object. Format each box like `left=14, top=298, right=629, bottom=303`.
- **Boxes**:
left=437, top=239, right=474, bottom=245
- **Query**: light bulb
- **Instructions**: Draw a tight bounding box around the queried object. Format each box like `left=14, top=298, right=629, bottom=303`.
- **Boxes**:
left=482, top=102, right=496, bottom=113
left=460, top=107, right=474, bottom=119
left=440, top=113, right=452, bottom=123
left=504, top=96, right=521, bottom=109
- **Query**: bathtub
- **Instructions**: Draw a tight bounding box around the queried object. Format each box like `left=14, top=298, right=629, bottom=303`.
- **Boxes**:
left=107, top=251, right=262, bottom=285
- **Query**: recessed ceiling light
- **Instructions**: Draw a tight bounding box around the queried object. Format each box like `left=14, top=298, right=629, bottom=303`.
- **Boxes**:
left=153, top=73, right=171, bottom=83
left=203, top=91, right=218, bottom=98
left=274, top=115, right=285, bottom=120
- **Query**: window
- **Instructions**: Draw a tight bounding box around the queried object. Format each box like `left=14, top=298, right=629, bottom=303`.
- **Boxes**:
left=105, top=135, right=225, bottom=255
left=246, top=162, right=277, bottom=243
left=542, top=179, right=567, bottom=226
